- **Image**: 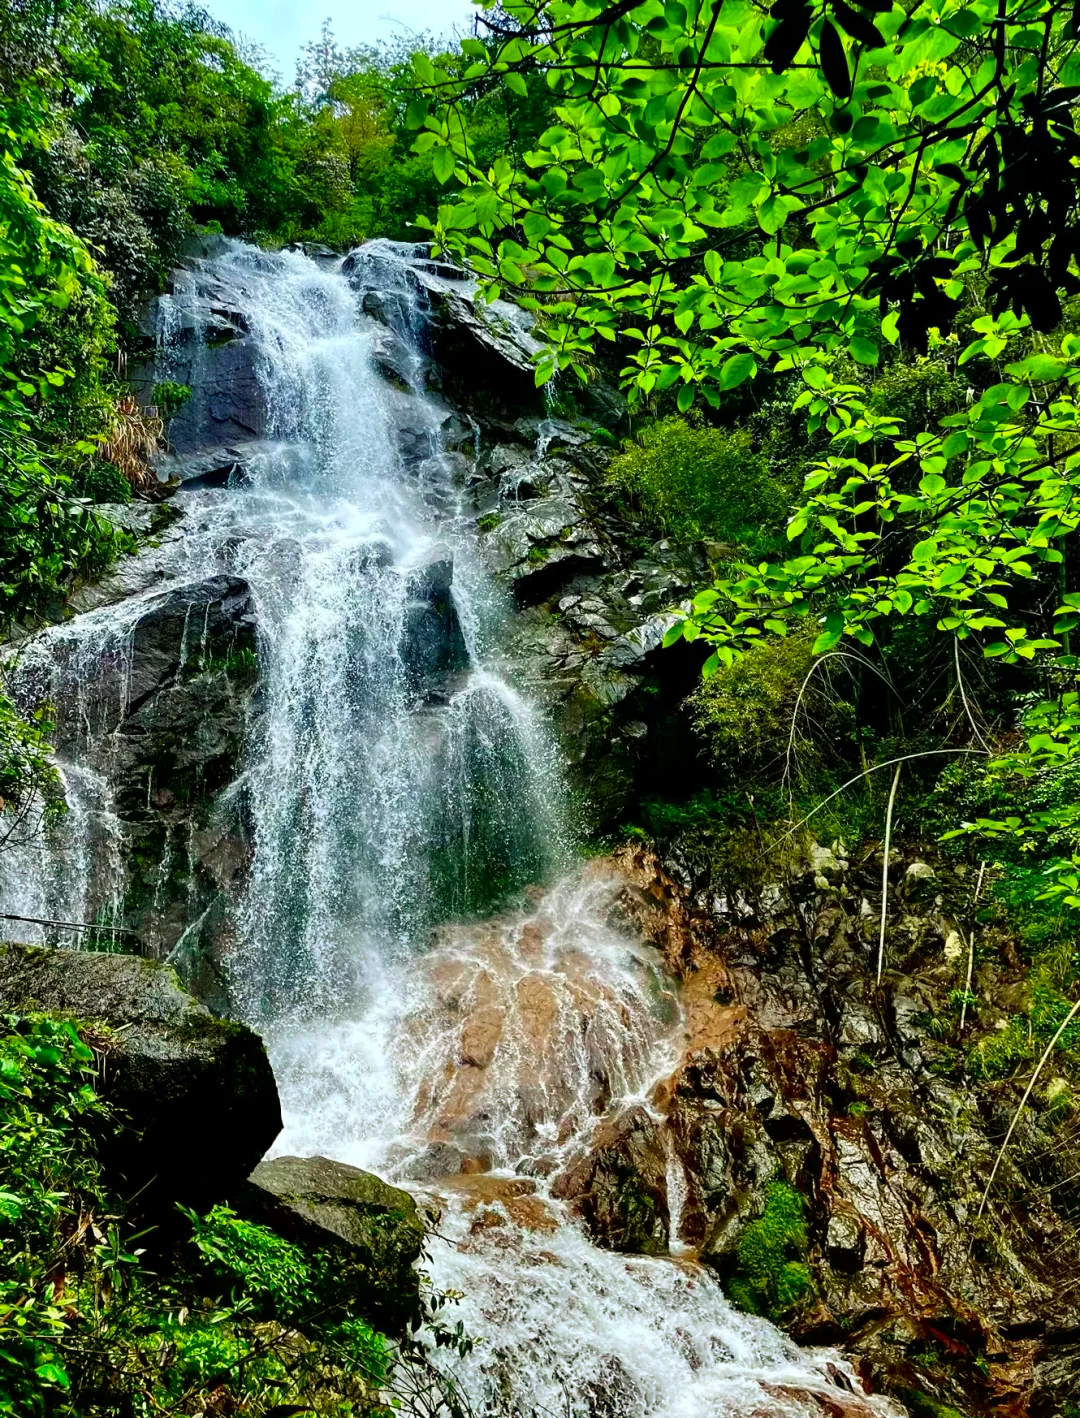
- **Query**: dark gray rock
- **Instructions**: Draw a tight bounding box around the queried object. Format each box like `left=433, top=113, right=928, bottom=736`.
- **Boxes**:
left=370, top=323, right=422, bottom=389
left=343, top=241, right=543, bottom=413
left=0, top=941, right=280, bottom=1208
left=238, top=1154, right=424, bottom=1327
left=67, top=510, right=187, bottom=616
left=42, top=576, right=260, bottom=981
left=152, top=441, right=265, bottom=488
left=551, top=1105, right=670, bottom=1255
left=401, top=553, right=468, bottom=701
left=163, top=336, right=266, bottom=454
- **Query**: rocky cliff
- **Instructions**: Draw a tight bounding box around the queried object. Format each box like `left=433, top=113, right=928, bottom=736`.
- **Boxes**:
left=9, top=239, right=1078, bottom=1418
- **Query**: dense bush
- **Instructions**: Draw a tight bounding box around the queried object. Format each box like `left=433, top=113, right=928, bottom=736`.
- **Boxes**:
left=688, top=627, right=854, bottom=779
left=606, top=421, right=785, bottom=551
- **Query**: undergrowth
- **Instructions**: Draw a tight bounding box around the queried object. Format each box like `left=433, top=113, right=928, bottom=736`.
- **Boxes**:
left=605, top=418, right=785, bottom=553
left=0, top=1012, right=473, bottom=1418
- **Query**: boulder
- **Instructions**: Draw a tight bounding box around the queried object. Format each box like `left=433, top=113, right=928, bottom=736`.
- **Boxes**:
left=237, top=1154, right=424, bottom=1327
left=152, top=441, right=265, bottom=488
left=370, top=323, right=421, bottom=389
left=551, top=1104, right=670, bottom=1255
left=0, top=942, right=281, bottom=1208
left=43, top=575, right=260, bottom=978
left=117, top=574, right=256, bottom=715
left=161, top=333, right=266, bottom=454
left=343, top=241, right=544, bottom=412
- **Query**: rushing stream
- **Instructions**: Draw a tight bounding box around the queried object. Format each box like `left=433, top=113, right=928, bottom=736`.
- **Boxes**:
left=0, top=243, right=898, bottom=1418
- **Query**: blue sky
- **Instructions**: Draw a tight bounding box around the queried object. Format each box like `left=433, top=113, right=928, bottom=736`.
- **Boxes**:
left=208, top=0, right=477, bottom=81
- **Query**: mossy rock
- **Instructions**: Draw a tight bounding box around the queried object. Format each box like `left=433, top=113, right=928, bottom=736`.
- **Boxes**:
left=236, top=1154, right=425, bottom=1330
left=723, top=1178, right=814, bottom=1321
left=0, top=941, right=281, bottom=1211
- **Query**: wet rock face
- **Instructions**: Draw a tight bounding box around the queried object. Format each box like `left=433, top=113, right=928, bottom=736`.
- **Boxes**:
left=608, top=844, right=1080, bottom=1418
left=446, top=422, right=709, bottom=831
left=135, top=274, right=267, bottom=456
left=402, top=553, right=469, bottom=702
left=117, top=577, right=256, bottom=996
left=341, top=241, right=544, bottom=415
left=46, top=575, right=259, bottom=1002
left=238, top=1154, right=425, bottom=1330
left=380, top=878, right=680, bottom=1185
left=551, top=1104, right=671, bottom=1255
left=0, top=942, right=281, bottom=1210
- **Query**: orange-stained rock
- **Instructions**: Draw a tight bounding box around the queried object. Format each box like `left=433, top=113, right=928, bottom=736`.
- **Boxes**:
left=460, top=1153, right=492, bottom=1175
left=431, top=958, right=469, bottom=1008
left=469, top=967, right=500, bottom=1011
left=459, top=1004, right=504, bottom=1067
left=515, top=971, right=560, bottom=1042
left=679, top=957, right=747, bottom=1055
left=434, top=1062, right=487, bottom=1131
left=439, top=1173, right=559, bottom=1232
left=518, top=921, right=545, bottom=960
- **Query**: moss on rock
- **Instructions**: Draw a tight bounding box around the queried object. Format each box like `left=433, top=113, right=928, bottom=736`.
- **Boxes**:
left=724, top=1179, right=813, bottom=1321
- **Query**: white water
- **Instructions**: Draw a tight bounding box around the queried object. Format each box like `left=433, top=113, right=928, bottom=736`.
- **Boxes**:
left=0, top=242, right=898, bottom=1418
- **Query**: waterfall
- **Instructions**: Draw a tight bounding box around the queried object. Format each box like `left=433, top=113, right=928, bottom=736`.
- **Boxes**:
left=0, top=241, right=898, bottom=1418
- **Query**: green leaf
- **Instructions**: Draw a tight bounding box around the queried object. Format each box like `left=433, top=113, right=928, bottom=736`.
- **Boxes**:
left=677, top=384, right=695, bottom=412
left=1004, top=354, right=1070, bottom=381
left=717, top=353, right=757, bottom=390
left=405, top=99, right=430, bottom=129
left=758, top=194, right=788, bottom=235
left=848, top=337, right=879, bottom=367
left=433, top=146, right=456, bottom=185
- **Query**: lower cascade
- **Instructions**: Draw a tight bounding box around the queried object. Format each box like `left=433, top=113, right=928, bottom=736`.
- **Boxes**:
left=0, top=242, right=898, bottom=1417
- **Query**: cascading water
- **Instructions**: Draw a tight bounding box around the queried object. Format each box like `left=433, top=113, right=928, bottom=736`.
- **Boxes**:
left=0, top=242, right=900, bottom=1418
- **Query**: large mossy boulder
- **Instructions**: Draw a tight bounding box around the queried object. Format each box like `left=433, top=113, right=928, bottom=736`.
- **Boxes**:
left=237, top=1154, right=425, bottom=1328
left=0, top=942, right=281, bottom=1209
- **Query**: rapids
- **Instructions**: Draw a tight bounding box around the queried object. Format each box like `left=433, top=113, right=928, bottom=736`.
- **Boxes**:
left=0, top=242, right=900, bottom=1418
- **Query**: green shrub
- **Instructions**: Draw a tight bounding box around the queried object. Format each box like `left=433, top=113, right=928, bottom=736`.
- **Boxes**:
left=151, top=381, right=193, bottom=422
left=688, top=626, right=853, bottom=778
left=0, top=1013, right=111, bottom=1412
left=0, top=695, right=63, bottom=827
left=606, top=419, right=784, bottom=550
left=70, top=459, right=132, bottom=504
left=725, top=1179, right=813, bottom=1320
left=0, top=1010, right=470, bottom=1418
left=867, top=356, right=965, bottom=431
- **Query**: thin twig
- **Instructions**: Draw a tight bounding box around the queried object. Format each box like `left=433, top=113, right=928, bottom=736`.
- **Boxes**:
left=764, top=748, right=988, bottom=857
left=877, top=762, right=903, bottom=984
left=977, top=997, right=1080, bottom=1221
left=0, top=912, right=139, bottom=937
left=960, top=860, right=987, bottom=1032
left=782, top=650, right=895, bottom=807
left=954, top=636, right=991, bottom=753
